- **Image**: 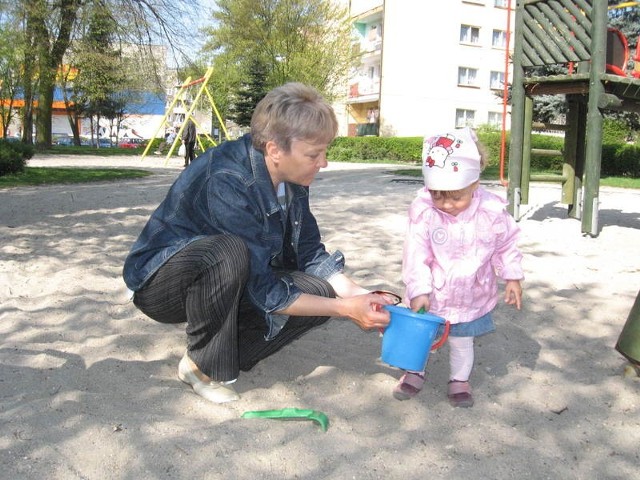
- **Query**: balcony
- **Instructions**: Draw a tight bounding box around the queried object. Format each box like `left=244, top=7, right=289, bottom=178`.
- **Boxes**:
left=348, top=78, right=380, bottom=102
left=360, top=37, right=382, bottom=56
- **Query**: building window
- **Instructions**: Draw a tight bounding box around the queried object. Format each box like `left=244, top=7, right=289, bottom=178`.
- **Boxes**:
left=456, top=109, right=476, bottom=128
left=490, top=70, right=505, bottom=90
left=488, top=111, right=503, bottom=127
left=492, top=29, right=507, bottom=48
left=460, top=25, right=480, bottom=45
left=458, top=67, right=479, bottom=87
left=494, top=0, right=508, bottom=7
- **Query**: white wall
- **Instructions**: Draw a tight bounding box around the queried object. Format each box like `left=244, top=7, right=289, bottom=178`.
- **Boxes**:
left=380, top=2, right=512, bottom=137
left=336, top=1, right=514, bottom=138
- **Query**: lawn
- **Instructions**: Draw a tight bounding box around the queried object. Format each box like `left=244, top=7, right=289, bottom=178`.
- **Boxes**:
left=391, top=164, right=640, bottom=190
left=2, top=160, right=638, bottom=190
left=0, top=167, right=152, bottom=188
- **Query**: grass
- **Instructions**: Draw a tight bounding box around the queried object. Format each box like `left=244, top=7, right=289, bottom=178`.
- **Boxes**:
left=390, top=164, right=640, bottom=189
left=42, top=145, right=147, bottom=156
left=2, top=157, right=638, bottom=190
left=0, top=167, right=152, bottom=188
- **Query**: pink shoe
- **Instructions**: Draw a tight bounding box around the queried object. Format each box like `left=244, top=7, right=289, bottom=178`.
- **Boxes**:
left=447, top=380, right=474, bottom=408
left=393, top=371, right=425, bottom=401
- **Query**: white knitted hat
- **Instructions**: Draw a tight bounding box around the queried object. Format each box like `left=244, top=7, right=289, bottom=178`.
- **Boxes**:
left=422, top=127, right=481, bottom=191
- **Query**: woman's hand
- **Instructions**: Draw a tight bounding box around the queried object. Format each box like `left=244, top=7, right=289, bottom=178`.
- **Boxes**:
left=344, top=292, right=394, bottom=331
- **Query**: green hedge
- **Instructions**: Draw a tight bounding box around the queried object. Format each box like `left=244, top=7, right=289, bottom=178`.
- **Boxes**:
left=328, top=136, right=423, bottom=163
left=327, top=131, right=640, bottom=178
left=0, top=139, right=35, bottom=177
left=602, top=143, right=640, bottom=177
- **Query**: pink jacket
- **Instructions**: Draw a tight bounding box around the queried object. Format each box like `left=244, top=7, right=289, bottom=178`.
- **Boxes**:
left=402, top=187, right=524, bottom=324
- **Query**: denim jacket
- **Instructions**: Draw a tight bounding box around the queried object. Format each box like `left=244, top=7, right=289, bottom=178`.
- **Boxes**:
left=123, top=134, right=344, bottom=338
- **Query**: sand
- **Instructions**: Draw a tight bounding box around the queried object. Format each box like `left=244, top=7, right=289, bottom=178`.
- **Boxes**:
left=1, top=153, right=639, bottom=479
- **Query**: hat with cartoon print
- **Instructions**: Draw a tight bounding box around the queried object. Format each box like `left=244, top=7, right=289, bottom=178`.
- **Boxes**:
left=422, top=127, right=481, bottom=191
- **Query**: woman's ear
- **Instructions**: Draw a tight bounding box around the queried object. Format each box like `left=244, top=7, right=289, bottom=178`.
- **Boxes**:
left=265, top=141, right=281, bottom=165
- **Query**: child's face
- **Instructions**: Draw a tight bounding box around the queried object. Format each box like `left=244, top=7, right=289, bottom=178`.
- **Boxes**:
left=429, top=182, right=478, bottom=217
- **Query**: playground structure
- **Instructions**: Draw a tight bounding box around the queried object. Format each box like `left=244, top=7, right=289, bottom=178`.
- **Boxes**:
left=141, top=67, right=229, bottom=162
left=507, top=0, right=640, bottom=236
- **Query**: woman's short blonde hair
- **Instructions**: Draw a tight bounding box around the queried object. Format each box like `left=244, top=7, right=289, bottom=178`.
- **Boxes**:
left=250, top=82, right=338, bottom=153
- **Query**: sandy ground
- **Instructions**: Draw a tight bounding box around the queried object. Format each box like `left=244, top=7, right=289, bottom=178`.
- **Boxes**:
left=1, top=153, right=639, bottom=480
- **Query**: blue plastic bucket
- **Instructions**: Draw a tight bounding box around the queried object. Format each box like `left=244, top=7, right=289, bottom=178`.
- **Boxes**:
left=381, top=305, right=449, bottom=371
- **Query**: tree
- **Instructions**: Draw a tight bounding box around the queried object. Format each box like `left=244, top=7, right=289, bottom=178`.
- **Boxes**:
left=24, top=0, right=82, bottom=147
left=71, top=3, right=125, bottom=146
left=230, top=58, right=269, bottom=127
left=6, top=0, right=199, bottom=147
left=60, top=65, right=84, bottom=144
left=202, top=0, right=355, bottom=103
left=0, top=17, right=23, bottom=138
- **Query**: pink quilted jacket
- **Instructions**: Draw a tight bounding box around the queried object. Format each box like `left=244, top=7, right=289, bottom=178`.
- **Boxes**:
left=402, top=187, right=524, bottom=324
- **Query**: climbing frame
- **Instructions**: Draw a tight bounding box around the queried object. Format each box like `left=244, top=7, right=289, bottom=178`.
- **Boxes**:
left=508, top=0, right=640, bottom=236
left=141, top=67, right=229, bottom=163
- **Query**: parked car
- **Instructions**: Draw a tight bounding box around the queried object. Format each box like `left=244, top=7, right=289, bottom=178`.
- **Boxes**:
left=118, top=138, right=145, bottom=149
left=83, top=137, right=113, bottom=148
left=54, top=135, right=74, bottom=146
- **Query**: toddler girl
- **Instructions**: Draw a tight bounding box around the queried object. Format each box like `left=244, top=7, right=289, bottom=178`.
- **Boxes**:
left=394, top=127, right=523, bottom=407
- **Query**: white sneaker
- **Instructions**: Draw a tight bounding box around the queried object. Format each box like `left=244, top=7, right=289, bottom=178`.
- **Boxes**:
left=177, top=353, right=239, bottom=404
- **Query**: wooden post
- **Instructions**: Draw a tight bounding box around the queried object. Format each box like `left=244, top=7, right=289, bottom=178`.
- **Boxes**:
left=563, top=95, right=579, bottom=210
left=521, top=96, right=533, bottom=206
left=574, top=99, right=586, bottom=219
left=582, top=1, right=607, bottom=236
left=507, top=2, right=526, bottom=220
left=616, top=289, right=640, bottom=366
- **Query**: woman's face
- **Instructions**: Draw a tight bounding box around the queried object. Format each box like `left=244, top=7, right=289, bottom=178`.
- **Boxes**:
left=267, top=138, right=329, bottom=187
left=429, top=182, right=478, bottom=217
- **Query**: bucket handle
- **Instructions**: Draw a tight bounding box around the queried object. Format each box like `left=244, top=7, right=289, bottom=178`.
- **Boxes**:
left=415, top=307, right=450, bottom=351
left=431, top=320, right=450, bottom=351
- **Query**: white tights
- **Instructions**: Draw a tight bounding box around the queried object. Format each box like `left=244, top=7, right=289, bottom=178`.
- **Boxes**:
left=448, top=336, right=475, bottom=382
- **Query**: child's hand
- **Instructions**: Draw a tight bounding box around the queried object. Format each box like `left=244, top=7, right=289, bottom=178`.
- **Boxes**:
left=410, top=294, right=430, bottom=313
left=504, top=280, right=522, bottom=310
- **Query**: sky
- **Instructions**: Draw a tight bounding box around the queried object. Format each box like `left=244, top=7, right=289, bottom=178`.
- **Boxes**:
left=165, top=0, right=217, bottom=67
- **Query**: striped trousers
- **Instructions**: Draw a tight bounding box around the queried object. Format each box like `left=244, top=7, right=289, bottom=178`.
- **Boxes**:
left=133, top=235, right=334, bottom=381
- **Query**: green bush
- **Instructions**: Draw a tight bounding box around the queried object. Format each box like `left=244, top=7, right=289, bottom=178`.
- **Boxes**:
left=328, top=136, right=422, bottom=163
left=530, top=134, right=565, bottom=170
left=603, top=143, right=640, bottom=177
left=199, top=135, right=217, bottom=151
left=476, top=130, right=505, bottom=168
left=602, top=118, right=631, bottom=144
left=326, top=130, right=639, bottom=178
left=0, top=139, right=34, bottom=176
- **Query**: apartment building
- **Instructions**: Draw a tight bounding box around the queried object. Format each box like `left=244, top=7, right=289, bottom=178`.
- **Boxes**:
left=341, top=0, right=514, bottom=138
